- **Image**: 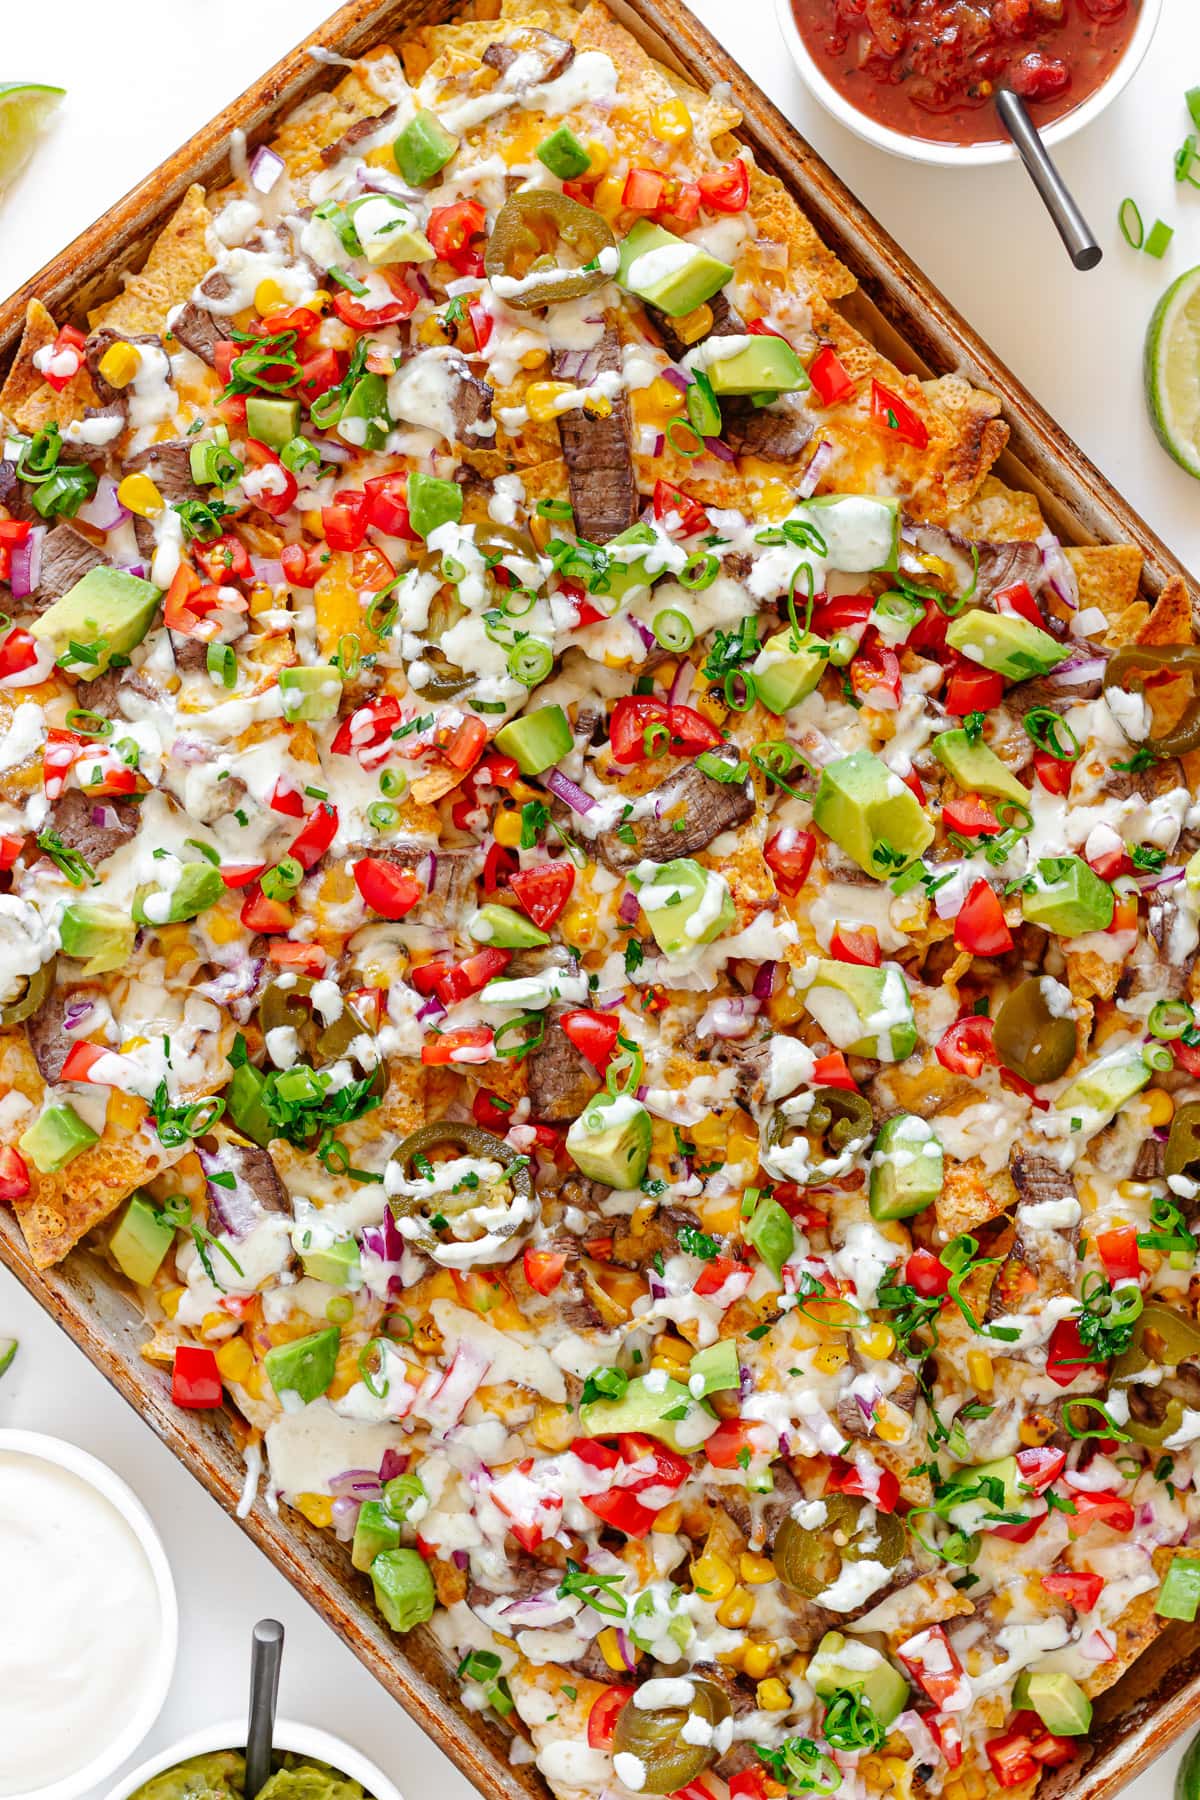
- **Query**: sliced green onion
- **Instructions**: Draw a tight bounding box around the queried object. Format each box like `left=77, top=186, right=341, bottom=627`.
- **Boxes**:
left=1189, top=86, right=1200, bottom=132
left=206, top=642, right=237, bottom=689
left=995, top=799, right=1034, bottom=835
left=358, top=1339, right=390, bottom=1400
left=536, top=498, right=573, bottom=521
left=326, top=1294, right=355, bottom=1325
left=652, top=607, right=695, bottom=651
left=685, top=369, right=722, bottom=439
left=1062, top=1397, right=1132, bottom=1443
left=1145, top=218, right=1175, bottom=259
left=643, top=720, right=670, bottom=758
left=605, top=1038, right=644, bottom=1099
left=500, top=584, right=538, bottom=619
left=1150, top=999, right=1194, bottom=1041
left=666, top=417, right=704, bottom=458
left=1146, top=1042, right=1176, bottom=1073
left=379, top=768, right=409, bottom=800
left=65, top=709, right=112, bottom=738
left=336, top=632, right=361, bottom=677
left=724, top=668, right=756, bottom=711
left=281, top=434, right=321, bottom=475
left=262, top=856, right=303, bottom=901
left=1023, top=707, right=1079, bottom=761
left=32, top=464, right=97, bottom=519
left=507, top=638, right=553, bottom=686
left=678, top=551, right=719, bottom=592
left=493, top=1012, right=545, bottom=1059
left=751, top=740, right=815, bottom=796
left=827, top=630, right=858, bottom=667
left=785, top=560, right=816, bottom=649
left=17, top=425, right=61, bottom=481
left=696, top=749, right=748, bottom=784
left=1176, top=135, right=1200, bottom=189
left=328, top=263, right=370, bottom=295
left=384, top=1473, right=426, bottom=1520
left=1119, top=197, right=1145, bottom=249
left=367, top=801, right=399, bottom=832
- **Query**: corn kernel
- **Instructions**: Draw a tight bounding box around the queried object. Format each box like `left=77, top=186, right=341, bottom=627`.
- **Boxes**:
left=98, top=341, right=141, bottom=389
left=254, top=279, right=287, bottom=316
left=160, top=1286, right=184, bottom=1319
left=526, top=380, right=574, bottom=424
left=873, top=1408, right=910, bottom=1445
left=108, top=1090, right=146, bottom=1133
left=756, top=1678, right=790, bottom=1712
left=582, top=394, right=613, bottom=420
left=249, top=580, right=276, bottom=617
left=309, top=289, right=332, bottom=313
left=742, top=1642, right=777, bottom=1679
left=243, top=1362, right=269, bottom=1400
left=215, top=1337, right=253, bottom=1384
left=598, top=1626, right=638, bottom=1671
left=532, top=1400, right=576, bottom=1451
left=652, top=99, right=693, bottom=142
left=418, top=316, right=450, bottom=347
left=1020, top=1411, right=1056, bottom=1446
left=649, top=376, right=685, bottom=412
left=510, top=780, right=542, bottom=803
left=493, top=808, right=523, bottom=847
left=520, top=347, right=549, bottom=370
left=812, top=1344, right=848, bottom=1375
left=883, top=1757, right=908, bottom=1784
left=716, top=1585, right=754, bottom=1628
left=206, top=905, right=243, bottom=946
left=857, top=1323, right=896, bottom=1360
left=859, top=1758, right=886, bottom=1787
left=584, top=139, right=611, bottom=176
left=294, top=1492, right=334, bottom=1528
left=1145, top=1089, right=1175, bottom=1127
left=595, top=173, right=626, bottom=214
left=727, top=1127, right=758, bottom=1167
left=117, top=472, right=164, bottom=518
left=739, top=1552, right=776, bottom=1586
left=691, top=1553, right=736, bottom=1602
left=302, top=508, right=326, bottom=538
left=673, top=304, right=714, bottom=347
left=654, top=1500, right=683, bottom=1533
left=967, top=1349, right=994, bottom=1393
left=654, top=1333, right=693, bottom=1369
left=200, top=1310, right=228, bottom=1339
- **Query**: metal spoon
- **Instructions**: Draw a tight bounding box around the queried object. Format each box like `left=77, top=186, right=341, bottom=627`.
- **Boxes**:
left=995, top=87, right=1102, bottom=271
left=245, top=1618, right=285, bottom=1800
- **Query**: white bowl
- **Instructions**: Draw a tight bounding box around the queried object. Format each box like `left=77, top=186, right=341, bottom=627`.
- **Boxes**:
left=774, top=0, right=1163, bottom=167
left=0, top=1429, right=179, bottom=1800
left=104, top=1718, right=405, bottom=1800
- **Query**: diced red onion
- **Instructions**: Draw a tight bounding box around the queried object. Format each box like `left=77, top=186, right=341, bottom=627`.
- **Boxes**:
left=409, top=268, right=436, bottom=301
left=117, top=561, right=149, bottom=579
left=932, top=862, right=972, bottom=921
left=172, top=736, right=212, bottom=764
left=1048, top=653, right=1107, bottom=687
left=855, top=1388, right=878, bottom=1424
left=249, top=143, right=286, bottom=194
left=63, top=999, right=95, bottom=1030
left=500, top=1590, right=578, bottom=1627
left=354, top=161, right=422, bottom=203
left=90, top=803, right=118, bottom=829
left=421, top=850, right=437, bottom=892
left=362, top=1210, right=404, bottom=1264
left=1138, top=866, right=1184, bottom=891
left=331, top=1495, right=361, bottom=1542
left=1038, top=529, right=1079, bottom=610
left=798, top=438, right=834, bottom=499
left=379, top=1447, right=410, bottom=1482
left=416, top=995, right=446, bottom=1023
left=329, top=1467, right=383, bottom=1499
left=1080, top=1628, right=1116, bottom=1663
left=707, top=996, right=761, bottom=1039
left=627, top=612, right=656, bottom=652
left=738, top=1363, right=753, bottom=1402
left=250, top=556, right=285, bottom=586
left=753, top=960, right=777, bottom=1000
left=668, top=660, right=694, bottom=706
left=304, top=434, right=352, bottom=463
left=77, top=475, right=129, bottom=533
left=703, top=437, right=735, bottom=463
left=197, top=1140, right=261, bottom=1238
left=661, top=367, right=691, bottom=394
left=452, top=1549, right=469, bottom=1570
left=652, top=432, right=665, bottom=459
left=618, top=889, right=641, bottom=924
left=554, top=349, right=589, bottom=382
left=648, top=1273, right=667, bottom=1299
left=613, top=1628, right=638, bottom=1674
left=544, top=768, right=595, bottom=814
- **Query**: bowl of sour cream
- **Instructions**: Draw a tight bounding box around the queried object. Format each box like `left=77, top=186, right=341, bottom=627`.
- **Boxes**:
left=0, top=1429, right=178, bottom=1800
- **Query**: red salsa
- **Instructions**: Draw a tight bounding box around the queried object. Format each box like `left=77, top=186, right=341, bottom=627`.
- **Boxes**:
left=790, top=0, right=1141, bottom=146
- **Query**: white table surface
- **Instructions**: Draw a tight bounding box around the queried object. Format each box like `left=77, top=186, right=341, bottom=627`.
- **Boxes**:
left=1, top=2, right=1198, bottom=1795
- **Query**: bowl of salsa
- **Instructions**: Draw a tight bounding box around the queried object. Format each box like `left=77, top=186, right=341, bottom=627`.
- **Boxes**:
left=776, top=0, right=1162, bottom=164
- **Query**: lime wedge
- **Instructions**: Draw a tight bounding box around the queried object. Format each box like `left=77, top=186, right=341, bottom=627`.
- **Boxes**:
left=1146, top=264, right=1200, bottom=480
left=0, top=82, right=64, bottom=193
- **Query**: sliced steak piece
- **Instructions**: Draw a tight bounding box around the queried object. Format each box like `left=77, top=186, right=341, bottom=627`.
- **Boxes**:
left=124, top=441, right=205, bottom=507
left=25, top=982, right=88, bottom=1084
left=374, top=842, right=480, bottom=926
left=904, top=522, right=1044, bottom=610
left=170, top=299, right=225, bottom=367
left=45, top=788, right=140, bottom=866
left=526, top=1007, right=598, bottom=1122
left=34, top=523, right=107, bottom=610
left=552, top=322, right=637, bottom=543
left=986, top=1150, right=1079, bottom=1331
left=228, top=1143, right=290, bottom=1214
left=320, top=105, right=398, bottom=166
left=645, top=290, right=742, bottom=363
left=610, top=1204, right=711, bottom=1270
left=591, top=749, right=754, bottom=872
left=84, top=329, right=163, bottom=407
left=482, top=29, right=575, bottom=84
left=452, top=366, right=493, bottom=442
left=718, top=1463, right=802, bottom=1552
left=0, top=459, right=36, bottom=523
left=722, top=398, right=814, bottom=463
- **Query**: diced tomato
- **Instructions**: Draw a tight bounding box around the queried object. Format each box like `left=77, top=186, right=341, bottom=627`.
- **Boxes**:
left=944, top=660, right=1004, bottom=715
left=900, top=768, right=925, bottom=803
left=704, top=1418, right=762, bottom=1470
left=808, top=344, right=855, bottom=407
left=935, top=1013, right=996, bottom=1077
left=849, top=631, right=901, bottom=708
left=483, top=840, right=518, bottom=894
left=811, top=592, right=873, bottom=636
left=1088, top=843, right=1131, bottom=882
left=1045, top=1318, right=1107, bottom=1388
left=244, top=440, right=298, bottom=519
left=0, top=1145, right=30, bottom=1201
left=622, top=166, right=667, bottom=211
left=363, top=473, right=421, bottom=541
left=0, top=627, right=40, bottom=679
left=172, top=1343, right=223, bottom=1409
left=994, top=580, right=1043, bottom=628
left=268, top=778, right=305, bottom=817
left=164, top=563, right=221, bottom=636
left=240, top=886, right=295, bottom=934
left=657, top=178, right=701, bottom=225
left=812, top=1051, right=857, bottom=1091
left=871, top=379, right=929, bottom=450
left=256, top=306, right=318, bottom=341
left=609, top=695, right=721, bottom=763
left=560, top=1007, right=620, bottom=1073
left=331, top=290, right=412, bottom=331
left=427, top=200, right=487, bottom=274
left=652, top=478, right=708, bottom=536
left=1067, top=1491, right=1134, bottom=1539
left=59, top=1041, right=110, bottom=1083
left=1033, top=749, right=1074, bottom=795
left=521, top=1247, right=567, bottom=1296
left=693, top=1255, right=752, bottom=1297
left=697, top=159, right=750, bottom=212
left=1042, top=1569, right=1105, bottom=1610
left=288, top=802, right=338, bottom=871
left=421, top=1026, right=494, bottom=1066
left=988, top=1503, right=1046, bottom=1543
left=581, top=1485, right=659, bottom=1537
left=0, top=519, right=31, bottom=547
left=297, top=346, right=345, bottom=404
left=0, top=834, right=23, bottom=871
left=906, top=1248, right=952, bottom=1297
left=617, top=1434, right=691, bottom=1493
left=466, top=298, right=493, bottom=353
left=586, top=1686, right=635, bottom=1750
left=1108, top=892, right=1139, bottom=935
left=826, top=1459, right=901, bottom=1513
left=943, top=794, right=1001, bottom=837
left=765, top=829, right=816, bottom=897
left=322, top=489, right=370, bottom=552
left=446, top=715, right=488, bottom=772
left=571, top=1436, right=620, bottom=1471
left=410, top=963, right=447, bottom=1000
left=897, top=1624, right=965, bottom=1707
left=929, top=1715, right=964, bottom=1771
left=472, top=1087, right=513, bottom=1131
left=268, top=941, right=327, bottom=975
left=220, top=861, right=267, bottom=889
left=436, top=947, right=512, bottom=1007
left=330, top=694, right=401, bottom=757
left=727, top=1773, right=770, bottom=1800
left=1016, top=1445, right=1067, bottom=1493
left=671, top=1783, right=715, bottom=1800
left=40, top=323, right=86, bottom=391
left=194, top=533, right=252, bottom=583
left=1095, top=1225, right=1142, bottom=1285
left=986, top=1731, right=1038, bottom=1789
left=908, top=594, right=951, bottom=655
left=830, top=924, right=881, bottom=967
left=510, top=861, right=575, bottom=930
left=280, top=542, right=327, bottom=588
left=354, top=857, right=424, bottom=920
left=954, top=879, right=1014, bottom=957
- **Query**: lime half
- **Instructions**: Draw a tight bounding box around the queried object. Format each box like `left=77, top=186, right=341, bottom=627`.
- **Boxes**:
left=1146, top=264, right=1200, bottom=480
left=0, top=83, right=64, bottom=194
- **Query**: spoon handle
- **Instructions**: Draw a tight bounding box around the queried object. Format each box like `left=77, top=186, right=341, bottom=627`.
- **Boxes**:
left=994, top=88, right=1102, bottom=271
left=245, top=1618, right=285, bottom=1800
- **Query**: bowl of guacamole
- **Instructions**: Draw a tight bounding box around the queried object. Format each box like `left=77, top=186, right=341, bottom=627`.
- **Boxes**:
left=103, top=1722, right=402, bottom=1800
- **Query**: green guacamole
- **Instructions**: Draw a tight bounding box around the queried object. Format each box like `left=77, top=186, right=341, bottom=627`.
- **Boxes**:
left=130, top=1751, right=375, bottom=1800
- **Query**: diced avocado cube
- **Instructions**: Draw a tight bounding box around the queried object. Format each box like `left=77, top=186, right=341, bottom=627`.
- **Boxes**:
left=226, top=1062, right=273, bottom=1148
left=566, top=1092, right=652, bottom=1189
left=264, top=1326, right=341, bottom=1404
left=1057, top=1044, right=1152, bottom=1126
left=945, top=607, right=1069, bottom=681
left=536, top=124, right=592, bottom=180
left=799, top=959, right=918, bottom=1063
left=19, top=1103, right=98, bottom=1173
left=352, top=1498, right=402, bottom=1572
left=393, top=109, right=459, bottom=185
left=744, top=1193, right=795, bottom=1281
left=706, top=336, right=808, bottom=397
left=628, top=857, right=734, bottom=956
left=59, top=902, right=137, bottom=976
left=370, top=1545, right=436, bottom=1633
left=617, top=219, right=733, bottom=317
left=1155, top=1554, right=1200, bottom=1622
left=752, top=629, right=829, bottom=715
left=245, top=396, right=301, bottom=450
left=279, top=664, right=344, bottom=723
left=808, top=1633, right=909, bottom=1729
left=109, top=1192, right=176, bottom=1287
left=132, top=860, right=225, bottom=927
left=494, top=703, right=572, bottom=776
left=468, top=902, right=551, bottom=950
left=869, top=1113, right=943, bottom=1221
left=299, top=1235, right=360, bottom=1286
left=33, top=567, right=161, bottom=679
left=340, top=373, right=391, bottom=451
left=813, top=749, right=933, bottom=879
left=931, top=729, right=1033, bottom=809
left=406, top=471, right=462, bottom=539
left=1012, top=1669, right=1092, bottom=1737
left=1022, top=855, right=1114, bottom=937
left=348, top=194, right=435, bottom=267
left=805, top=494, right=900, bottom=573
left=687, top=1339, right=741, bottom=1397
left=579, top=1373, right=716, bottom=1451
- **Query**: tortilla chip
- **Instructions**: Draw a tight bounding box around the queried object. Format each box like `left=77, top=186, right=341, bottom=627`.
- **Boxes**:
left=89, top=184, right=214, bottom=335
left=919, top=371, right=1009, bottom=515
left=1137, top=571, right=1195, bottom=646
left=572, top=1, right=740, bottom=141
left=741, top=163, right=855, bottom=309
left=1064, top=543, right=1144, bottom=626
left=0, top=298, right=99, bottom=433
left=1103, top=600, right=1151, bottom=647
left=268, top=49, right=405, bottom=190
left=937, top=1156, right=1017, bottom=1237
left=1079, top=1543, right=1197, bottom=1698
left=949, top=474, right=1045, bottom=542
left=1066, top=946, right=1122, bottom=1004
left=13, top=1125, right=188, bottom=1269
